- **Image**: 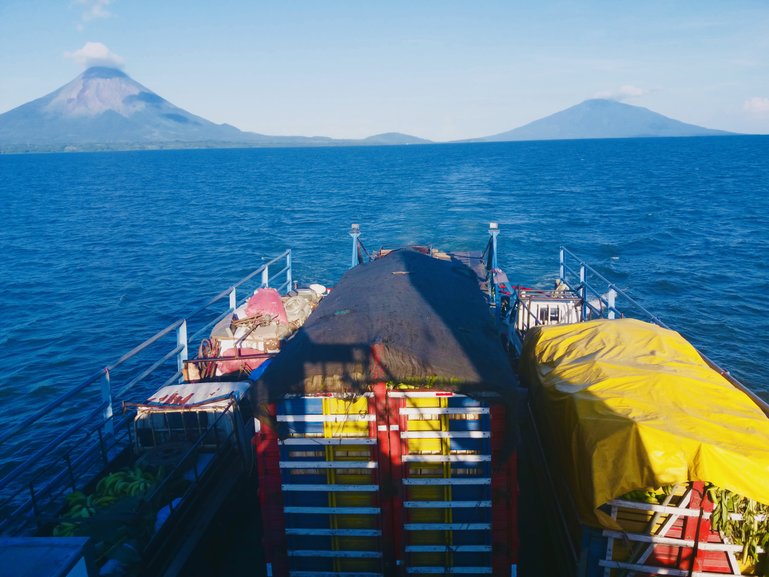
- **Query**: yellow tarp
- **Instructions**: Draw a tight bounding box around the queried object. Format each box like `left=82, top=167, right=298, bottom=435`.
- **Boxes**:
left=520, top=318, right=769, bottom=529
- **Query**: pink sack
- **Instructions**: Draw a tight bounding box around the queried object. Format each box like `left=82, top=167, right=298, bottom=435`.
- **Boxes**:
left=216, top=347, right=267, bottom=376
left=245, top=288, right=289, bottom=324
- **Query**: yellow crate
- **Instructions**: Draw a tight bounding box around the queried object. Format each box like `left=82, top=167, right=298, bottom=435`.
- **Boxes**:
left=323, top=397, right=371, bottom=437
left=314, top=395, right=381, bottom=570
left=402, top=395, right=454, bottom=563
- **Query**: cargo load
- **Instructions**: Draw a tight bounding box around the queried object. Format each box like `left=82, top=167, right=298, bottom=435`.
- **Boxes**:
left=134, top=380, right=253, bottom=457
left=253, top=248, right=519, bottom=577
left=186, top=286, right=324, bottom=380
left=520, top=317, right=769, bottom=575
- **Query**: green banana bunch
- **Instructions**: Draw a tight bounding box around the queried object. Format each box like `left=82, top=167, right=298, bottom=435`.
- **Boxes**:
left=55, top=464, right=160, bottom=534
left=63, top=500, right=96, bottom=518
left=52, top=521, right=77, bottom=537
left=619, top=483, right=769, bottom=570
left=619, top=486, right=670, bottom=504
left=60, top=492, right=104, bottom=518
left=94, top=466, right=158, bottom=498
left=96, top=471, right=129, bottom=496
left=706, top=483, right=769, bottom=570
left=65, top=490, right=86, bottom=507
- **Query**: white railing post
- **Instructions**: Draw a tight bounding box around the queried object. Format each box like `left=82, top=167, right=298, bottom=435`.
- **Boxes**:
left=262, top=265, right=270, bottom=288
left=229, top=287, right=237, bottom=311
left=580, top=264, right=587, bottom=320
left=488, top=222, right=500, bottom=305
left=607, top=288, right=617, bottom=320
left=559, top=248, right=565, bottom=282
left=286, top=250, right=293, bottom=290
left=101, top=369, right=113, bottom=435
left=177, top=319, right=188, bottom=383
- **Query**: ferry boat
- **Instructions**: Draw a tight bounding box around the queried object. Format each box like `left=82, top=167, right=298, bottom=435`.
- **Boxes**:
left=1, top=224, right=768, bottom=577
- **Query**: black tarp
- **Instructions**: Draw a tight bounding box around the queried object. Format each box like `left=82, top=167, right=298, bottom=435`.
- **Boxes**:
left=254, top=248, right=517, bottom=403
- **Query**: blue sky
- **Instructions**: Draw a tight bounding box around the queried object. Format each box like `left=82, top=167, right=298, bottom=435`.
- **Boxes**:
left=1, top=1, right=768, bottom=140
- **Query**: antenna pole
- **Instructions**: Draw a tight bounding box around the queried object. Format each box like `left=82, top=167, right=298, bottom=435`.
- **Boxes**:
left=488, top=222, right=499, bottom=271
left=349, top=224, right=361, bottom=268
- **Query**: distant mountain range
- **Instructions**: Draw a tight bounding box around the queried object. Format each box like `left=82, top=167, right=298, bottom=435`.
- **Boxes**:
left=0, top=68, right=733, bottom=153
left=0, top=68, right=430, bottom=152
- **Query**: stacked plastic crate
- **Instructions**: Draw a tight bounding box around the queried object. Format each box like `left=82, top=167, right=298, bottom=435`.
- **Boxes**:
left=255, top=388, right=517, bottom=577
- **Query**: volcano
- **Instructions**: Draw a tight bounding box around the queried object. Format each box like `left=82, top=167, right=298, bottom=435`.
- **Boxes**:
left=0, top=68, right=434, bottom=152
left=473, top=99, right=733, bottom=141
left=0, top=67, right=279, bottom=151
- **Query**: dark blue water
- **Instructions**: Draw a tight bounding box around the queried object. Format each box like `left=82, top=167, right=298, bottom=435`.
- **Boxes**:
left=1, top=137, right=768, bottom=452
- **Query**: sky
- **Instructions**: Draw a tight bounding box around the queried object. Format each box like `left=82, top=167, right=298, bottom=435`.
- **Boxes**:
left=1, top=0, right=768, bottom=141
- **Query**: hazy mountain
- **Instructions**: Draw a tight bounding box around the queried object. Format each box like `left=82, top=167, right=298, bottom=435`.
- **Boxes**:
left=474, top=99, right=733, bottom=142
left=361, top=132, right=432, bottom=145
left=0, top=68, right=430, bottom=152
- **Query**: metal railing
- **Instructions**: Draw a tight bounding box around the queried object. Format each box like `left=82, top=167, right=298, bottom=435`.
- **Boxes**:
left=0, top=250, right=291, bottom=535
left=1, top=396, right=243, bottom=546
left=0, top=411, right=135, bottom=535
left=559, top=247, right=663, bottom=325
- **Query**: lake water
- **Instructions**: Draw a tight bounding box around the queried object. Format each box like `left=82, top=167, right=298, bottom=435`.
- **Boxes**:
left=1, top=137, right=768, bottom=463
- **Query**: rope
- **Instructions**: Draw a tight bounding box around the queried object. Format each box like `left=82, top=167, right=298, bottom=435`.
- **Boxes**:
left=231, top=313, right=276, bottom=329
left=197, top=338, right=221, bottom=379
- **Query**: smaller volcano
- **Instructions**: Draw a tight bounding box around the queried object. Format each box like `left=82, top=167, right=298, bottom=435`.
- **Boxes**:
left=475, top=99, right=733, bottom=142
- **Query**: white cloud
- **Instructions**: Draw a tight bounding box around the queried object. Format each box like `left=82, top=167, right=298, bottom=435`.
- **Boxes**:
left=743, top=97, right=769, bottom=114
left=593, top=85, right=648, bottom=102
left=65, top=42, right=125, bottom=69
left=75, top=0, right=112, bottom=22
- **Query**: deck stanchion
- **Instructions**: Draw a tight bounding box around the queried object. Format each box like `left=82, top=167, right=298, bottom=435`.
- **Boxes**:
left=579, top=264, right=587, bottom=321
left=262, top=264, right=270, bottom=288
left=101, top=369, right=114, bottom=436
left=97, top=428, right=108, bottom=467
left=176, top=319, right=188, bottom=383
left=28, top=483, right=42, bottom=531
left=489, top=222, right=499, bottom=271
left=229, top=287, right=237, bottom=311
left=286, top=249, right=292, bottom=291
left=489, top=223, right=500, bottom=304
left=607, top=287, right=616, bottom=320
left=65, top=453, right=77, bottom=490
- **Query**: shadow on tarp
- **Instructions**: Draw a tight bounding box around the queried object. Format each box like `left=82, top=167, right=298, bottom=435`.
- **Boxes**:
left=253, top=247, right=517, bottom=419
